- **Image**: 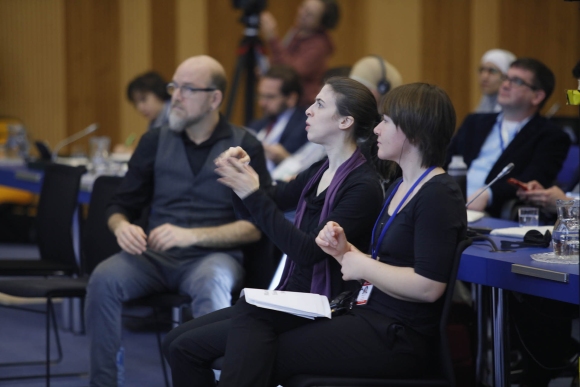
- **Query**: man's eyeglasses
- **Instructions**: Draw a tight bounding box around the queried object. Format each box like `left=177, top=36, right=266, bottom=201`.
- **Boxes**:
left=167, top=82, right=216, bottom=98
left=503, top=76, right=538, bottom=90
left=478, top=66, right=503, bottom=76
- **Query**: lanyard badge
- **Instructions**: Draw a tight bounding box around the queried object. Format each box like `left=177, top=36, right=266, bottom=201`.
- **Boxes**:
left=356, top=167, right=436, bottom=305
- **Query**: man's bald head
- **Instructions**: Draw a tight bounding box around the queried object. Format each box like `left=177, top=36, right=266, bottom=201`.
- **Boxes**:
left=177, top=55, right=227, bottom=97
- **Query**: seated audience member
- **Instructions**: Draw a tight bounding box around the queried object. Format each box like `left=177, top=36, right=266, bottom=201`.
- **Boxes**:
left=349, top=55, right=403, bottom=102
left=162, top=77, right=391, bottom=386
left=272, top=55, right=403, bottom=181
left=260, top=0, right=340, bottom=105
left=476, top=49, right=516, bottom=113
left=249, top=65, right=309, bottom=172
left=114, top=71, right=172, bottom=155
left=163, top=82, right=466, bottom=387
left=126, top=71, right=172, bottom=132
left=85, top=55, right=271, bottom=387
left=447, top=57, right=571, bottom=218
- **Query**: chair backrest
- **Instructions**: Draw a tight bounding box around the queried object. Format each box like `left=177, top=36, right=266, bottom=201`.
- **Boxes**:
left=241, top=235, right=283, bottom=290
left=437, top=237, right=473, bottom=385
left=556, top=144, right=579, bottom=189
left=35, top=164, right=86, bottom=272
left=81, top=175, right=123, bottom=275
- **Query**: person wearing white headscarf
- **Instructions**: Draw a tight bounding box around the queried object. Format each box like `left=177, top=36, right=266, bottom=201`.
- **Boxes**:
left=476, top=49, right=516, bottom=113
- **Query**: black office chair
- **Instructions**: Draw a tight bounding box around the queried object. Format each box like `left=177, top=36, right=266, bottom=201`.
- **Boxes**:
left=77, top=176, right=185, bottom=387
left=283, top=237, right=473, bottom=387
left=0, top=164, right=88, bottom=386
left=0, top=163, right=86, bottom=276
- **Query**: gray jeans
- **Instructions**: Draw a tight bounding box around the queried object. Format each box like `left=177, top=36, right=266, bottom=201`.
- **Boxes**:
left=85, top=249, right=244, bottom=387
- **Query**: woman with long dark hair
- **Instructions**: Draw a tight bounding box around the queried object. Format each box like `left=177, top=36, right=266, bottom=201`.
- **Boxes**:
left=162, top=77, right=390, bottom=386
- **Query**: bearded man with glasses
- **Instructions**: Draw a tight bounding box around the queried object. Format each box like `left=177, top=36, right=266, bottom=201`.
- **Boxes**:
left=446, top=57, right=570, bottom=218
left=85, top=55, right=271, bottom=387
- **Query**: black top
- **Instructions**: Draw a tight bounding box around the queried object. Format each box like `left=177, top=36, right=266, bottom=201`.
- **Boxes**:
left=354, top=174, right=467, bottom=338
left=106, top=115, right=270, bottom=222
left=236, top=159, right=384, bottom=297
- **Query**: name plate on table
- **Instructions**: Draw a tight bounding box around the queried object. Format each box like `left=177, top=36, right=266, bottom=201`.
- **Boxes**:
left=15, top=170, right=42, bottom=183
left=511, top=264, right=569, bottom=283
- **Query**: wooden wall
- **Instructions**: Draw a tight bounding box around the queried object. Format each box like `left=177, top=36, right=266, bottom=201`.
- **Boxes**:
left=1, top=0, right=578, bottom=156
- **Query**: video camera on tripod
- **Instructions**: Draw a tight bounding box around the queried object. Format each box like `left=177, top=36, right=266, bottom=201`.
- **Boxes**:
left=227, top=0, right=269, bottom=125
left=232, top=0, right=268, bottom=31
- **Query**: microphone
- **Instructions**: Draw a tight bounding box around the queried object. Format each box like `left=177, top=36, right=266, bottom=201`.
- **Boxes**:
left=465, top=163, right=514, bottom=208
left=51, top=123, right=99, bottom=161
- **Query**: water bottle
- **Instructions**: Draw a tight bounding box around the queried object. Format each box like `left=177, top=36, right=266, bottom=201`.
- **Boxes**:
left=448, top=155, right=468, bottom=201
left=116, top=346, right=125, bottom=387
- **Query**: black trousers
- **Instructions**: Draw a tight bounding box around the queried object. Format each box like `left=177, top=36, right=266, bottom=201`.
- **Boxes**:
left=163, top=298, right=430, bottom=387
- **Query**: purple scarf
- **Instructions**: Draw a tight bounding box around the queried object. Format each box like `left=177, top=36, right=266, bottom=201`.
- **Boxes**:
left=276, top=148, right=367, bottom=298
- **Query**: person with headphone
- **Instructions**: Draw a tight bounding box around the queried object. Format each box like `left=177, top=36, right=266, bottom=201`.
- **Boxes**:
left=270, top=56, right=404, bottom=182
left=349, top=55, right=403, bottom=102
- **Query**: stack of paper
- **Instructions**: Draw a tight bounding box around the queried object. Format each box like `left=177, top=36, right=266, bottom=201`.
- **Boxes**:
left=242, top=288, right=331, bottom=320
left=490, top=226, right=553, bottom=238
left=467, top=210, right=485, bottom=223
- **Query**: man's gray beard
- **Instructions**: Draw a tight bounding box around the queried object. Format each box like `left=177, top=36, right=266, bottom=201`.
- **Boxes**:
left=169, top=111, right=206, bottom=133
left=169, top=112, right=186, bottom=133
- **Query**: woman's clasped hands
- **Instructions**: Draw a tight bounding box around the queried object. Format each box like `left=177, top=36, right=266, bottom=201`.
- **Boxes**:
left=316, top=221, right=368, bottom=281
left=214, top=146, right=259, bottom=199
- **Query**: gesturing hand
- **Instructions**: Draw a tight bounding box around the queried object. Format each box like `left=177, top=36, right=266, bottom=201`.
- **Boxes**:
left=215, top=156, right=260, bottom=199
left=340, top=251, right=367, bottom=281
left=114, top=221, right=147, bottom=255
left=148, top=223, right=195, bottom=252
left=315, top=221, right=350, bottom=263
left=214, top=146, right=250, bottom=166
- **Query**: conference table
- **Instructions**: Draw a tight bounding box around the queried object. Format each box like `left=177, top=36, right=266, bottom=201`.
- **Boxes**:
left=459, top=217, right=579, bottom=387
left=0, top=162, right=93, bottom=204
left=2, top=163, right=579, bottom=385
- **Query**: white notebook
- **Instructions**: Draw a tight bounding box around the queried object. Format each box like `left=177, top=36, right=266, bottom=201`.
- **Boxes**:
left=490, top=226, right=553, bottom=238
left=241, top=288, right=331, bottom=320
left=467, top=210, right=485, bottom=223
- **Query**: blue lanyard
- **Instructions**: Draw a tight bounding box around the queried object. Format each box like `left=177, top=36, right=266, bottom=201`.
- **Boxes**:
left=498, top=127, right=505, bottom=152
left=371, top=167, right=436, bottom=259
left=495, top=114, right=505, bottom=152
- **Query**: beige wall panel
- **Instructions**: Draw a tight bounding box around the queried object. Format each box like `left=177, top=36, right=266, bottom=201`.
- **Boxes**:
left=65, top=0, right=121, bottom=153
left=151, top=0, right=177, bottom=81
left=500, top=0, right=580, bottom=118
left=361, top=0, right=422, bottom=85
left=176, top=0, right=207, bottom=62
left=422, top=0, right=471, bottom=123
left=470, top=0, right=500, bottom=111
left=327, top=0, right=366, bottom=69
left=120, top=0, right=152, bottom=143
left=0, top=0, right=66, bottom=150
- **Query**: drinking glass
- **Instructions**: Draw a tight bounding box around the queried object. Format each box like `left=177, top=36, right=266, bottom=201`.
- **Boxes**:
left=518, top=207, right=539, bottom=227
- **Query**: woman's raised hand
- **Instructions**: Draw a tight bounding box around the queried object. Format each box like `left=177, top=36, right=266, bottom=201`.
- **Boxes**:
left=215, top=147, right=259, bottom=199
left=214, top=146, right=251, bottom=166
left=315, top=221, right=350, bottom=262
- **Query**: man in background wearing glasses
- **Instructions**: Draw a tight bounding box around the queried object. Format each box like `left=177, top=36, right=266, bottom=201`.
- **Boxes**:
left=85, top=55, right=271, bottom=387
left=446, top=57, right=570, bottom=218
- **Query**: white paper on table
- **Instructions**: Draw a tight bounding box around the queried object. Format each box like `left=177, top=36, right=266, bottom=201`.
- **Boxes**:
left=489, top=226, right=553, bottom=239
left=467, top=210, right=485, bottom=223
left=241, top=288, right=331, bottom=320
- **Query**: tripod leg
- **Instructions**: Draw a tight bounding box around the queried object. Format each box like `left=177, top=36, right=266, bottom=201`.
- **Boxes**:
left=225, top=55, right=247, bottom=121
